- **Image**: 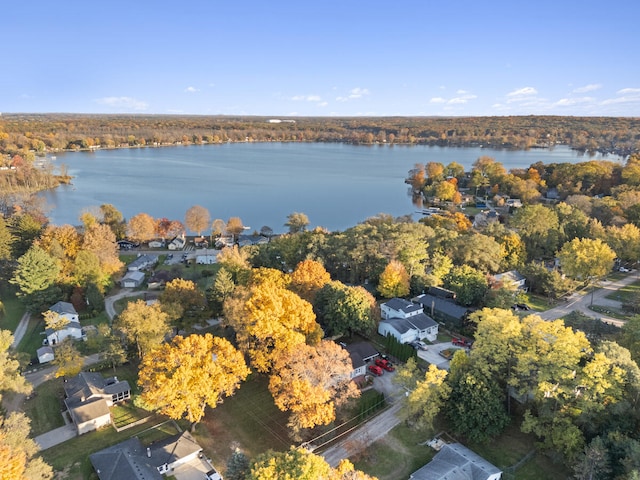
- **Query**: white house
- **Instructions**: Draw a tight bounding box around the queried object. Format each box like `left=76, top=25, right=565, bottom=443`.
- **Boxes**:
left=168, top=234, right=186, bottom=250
left=380, top=298, right=423, bottom=320
left=127, top=254, right=158, bottom=272
left=148, top=240, right=164, bottom=248
left=195, top=248, right=220, bottom=264
left=410, top=443, right=502, bottom=480
left=64, top=372, right=131, bottom=435
left=120, top=270, right=145, bottom=288
left=378, top=298, right=439, bottom=343
left=37, top=346, right=54, bottom=364
left=48, top=301, right=79, bottom=323
left=343, top=342, right=379, bottom=380
left=492, top=270, right=527, bottom=291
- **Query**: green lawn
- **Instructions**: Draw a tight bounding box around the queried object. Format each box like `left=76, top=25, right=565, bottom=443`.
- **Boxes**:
left=0, top=293, right=25, bottom=332
left=22, top=377, right=66, bottom=435
left=197, top=373, right=292, bottom=466
left=606, top=278, right=640, bottom=303
left=17, top=314, right=47, bottom=358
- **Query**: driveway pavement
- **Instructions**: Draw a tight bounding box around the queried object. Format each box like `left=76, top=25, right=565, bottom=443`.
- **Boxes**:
left=416, top=341, right=464, bottom=370
left=35, top=424, right=76, bottom=450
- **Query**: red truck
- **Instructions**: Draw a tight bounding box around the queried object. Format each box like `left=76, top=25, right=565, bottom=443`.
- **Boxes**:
left=375, top=358, right=395, bottom=372
left=368, top=364, right=384, bottom=376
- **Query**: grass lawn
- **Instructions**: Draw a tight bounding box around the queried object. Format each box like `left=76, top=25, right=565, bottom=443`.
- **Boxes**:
left=0, top=293, right=25, bottom=332
left=352, top=423, right=434, bottom=480
left=22, top=377, right=66, bottom=435
left=606, top=278, right=640, bottom=303
left=17, top=314, right=47, bottom=358
left=197, top=373, right=292, bottom=467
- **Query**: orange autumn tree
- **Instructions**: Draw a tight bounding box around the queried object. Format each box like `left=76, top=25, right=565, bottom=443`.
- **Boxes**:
left=268, top=340, right=359, bottom=435
left=289, top=259, right=331, bottom=303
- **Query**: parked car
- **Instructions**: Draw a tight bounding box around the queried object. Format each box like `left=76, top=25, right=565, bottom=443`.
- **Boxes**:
left=368, top=365, right=384, bottom=376
left=452, top=337, right=473, bottom=348
left=410, top=340, right=428, bottom=351
left=375, top=358, right=395, bottom=372
left=619, top=267, right=631, bottom=273
left=204, top=468, right=222, bottom=480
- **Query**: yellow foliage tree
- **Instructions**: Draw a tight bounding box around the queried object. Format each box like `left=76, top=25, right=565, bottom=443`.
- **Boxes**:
left=224, top=283, right=320, bottom=373
left=269, top=341, right=359, bottom=433
left=114, top=300, right=170, bottom=358
left=138, top=333, right=249, bottom=426
left=126, top=212, right=156, bottom=244
left=289, top=259, right=331, bottom=302
left=377, top=260, right=410, bottom=298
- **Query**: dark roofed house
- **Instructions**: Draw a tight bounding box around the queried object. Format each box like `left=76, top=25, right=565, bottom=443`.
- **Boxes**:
left=64, top=372, right=131, bottom=435
left=343, top=342, right=379, bottom=379
left=90, top=431, right=204, bottom=480
left=410, top=443, right=502, bottom=480
left=381, top=297, right=423, bottom=320
left=413, top=293, right=472, bottom=329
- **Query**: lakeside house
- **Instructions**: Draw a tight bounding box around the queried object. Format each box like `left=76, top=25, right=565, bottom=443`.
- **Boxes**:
left=378, top=298, right=439, bottom=343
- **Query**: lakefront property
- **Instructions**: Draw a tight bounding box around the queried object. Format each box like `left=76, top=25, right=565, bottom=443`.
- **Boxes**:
left=2, top=113, right=640, bottom=480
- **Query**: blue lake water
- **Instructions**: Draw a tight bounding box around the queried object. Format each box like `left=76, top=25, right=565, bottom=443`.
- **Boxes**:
left=41, top=143, right=624, bottom=233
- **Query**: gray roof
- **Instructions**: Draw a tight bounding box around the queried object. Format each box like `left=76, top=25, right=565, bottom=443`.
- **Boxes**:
left=493, top=270, right=525, bottom=284
left=49, top=301, right=78, bottom=316
left=344, top=342, right=379, bottom=368
left=37, top=346, right=54, bottom=356
left=128, top=254, right=158, bottom=270
left=381, top=317, right=414, bottom=335
left=383, top=297, right=423, bottom=316
left=65, top=372, right=131, bottom=407
left=410, top=443, right=502, bottom=480
left=406, top=312, right=438, bottom=330
left=90, top=437, right=162, bottom=480
left=90, top=432, right=202, bottom=480
left=122, top=271, right=146, bottom=281
left=413, top=294, right=470, bottom=321
left=45, top=321, right=82, bottom=337
left=68, top=397, right=111, bottom=425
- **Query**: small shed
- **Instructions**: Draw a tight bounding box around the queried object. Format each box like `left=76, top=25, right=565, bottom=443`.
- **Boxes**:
left=37, top=346, right=54, bottom=364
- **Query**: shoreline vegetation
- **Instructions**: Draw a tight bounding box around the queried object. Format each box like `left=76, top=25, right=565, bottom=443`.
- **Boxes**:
left=1, top=114, right=638, bottom=197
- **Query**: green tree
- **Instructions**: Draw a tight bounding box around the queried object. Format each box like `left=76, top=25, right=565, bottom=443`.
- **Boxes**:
left=404, top=364, right=451, bottom=431
left=0, top=330, right=31, bottom=402
left=314, top=281, right=378, bottom=337
left=114, top=300, right=170, bottom=358
left=53, top=338, right=82, bottom=378
left=159, top=278, right=207, bottom=331
left=99, top=203, right=126, bottom=239
left=451, top=233, right=503, bottom=273
left=446, top=370, right=510, bottom=442
left=11, top=245, right=59, bottom=307
left=226, top=449, right=250, bottom=480
left=510, top=204, right=561, bottom=260
left=377, top=260, right=410, bottom=298
left=206, top=268, right=236, bottom=317
left=443, top=265, right=488, bottom=306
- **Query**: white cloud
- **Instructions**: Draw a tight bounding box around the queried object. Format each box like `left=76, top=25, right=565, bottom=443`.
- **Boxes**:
left=600, top=88, right=640, bottom=105
left=336, top=87, right=371, bottom=102
left=617, top=87, right=640, bottom=95
left=184, top=86, right=199, bottom=93
left=507, top=87, right=538, bottom=97
left=95, top=96, right=148, bottom=111
left=456, top=89, right=469, bottom=95
left=317, top=101, right=328, bottom=107
left=572, top=84, right=602, bottom=93
left=448, top=93, right=477, bottom=104
left=292, top=94, right=322, bottom=102
left=554, top=97, right=595, bottom=107
left=429, top=97, right=446, bottom=104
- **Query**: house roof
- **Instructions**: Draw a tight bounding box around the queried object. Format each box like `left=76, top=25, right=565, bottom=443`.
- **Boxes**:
left=37, top=346, right=54, bottom=356
left=406, top=312, right=438, bottom=330
left=413, top=294, right=470, bottom=321
left=128, top=255, right=158, bottom=270
left=383, top=298, right=423, bottom=316
left=493, top=270, right=525, bottom=284
left=49, top=301, right=78, bottom=316
left=90, top=432, right=203, bottom=480
left=344, top=342, right=379, bottom=364
left=122, top=271, right=146, bottom=282
left=64, top=372, right=131, bottom=407
left=68, top=397, right=111, bottom=425
left=410, top=443, right=502, bottom=480
left=380, top=317, right=414, bottom=335
left=90, top=437, right=162, bottom=480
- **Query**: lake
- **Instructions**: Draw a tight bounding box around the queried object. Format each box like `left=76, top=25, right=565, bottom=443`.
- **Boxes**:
left=40, top=143, right=624, bottom=233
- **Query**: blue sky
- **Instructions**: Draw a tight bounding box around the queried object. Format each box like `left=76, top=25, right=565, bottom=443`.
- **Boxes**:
left=3, top=0, right=639, bottom=116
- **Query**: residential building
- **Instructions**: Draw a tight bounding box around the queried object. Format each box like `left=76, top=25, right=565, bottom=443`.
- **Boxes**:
left=410, top=443, right=502, bottom=480
left=378, top=298, right=439, bottom=343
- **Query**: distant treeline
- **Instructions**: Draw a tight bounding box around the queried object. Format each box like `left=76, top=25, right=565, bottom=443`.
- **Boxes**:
left=1, top=113, right=639, bottom=157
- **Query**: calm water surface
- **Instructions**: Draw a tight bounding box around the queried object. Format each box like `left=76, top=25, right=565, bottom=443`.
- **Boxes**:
left=41, top=143, right=623, bottom=233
